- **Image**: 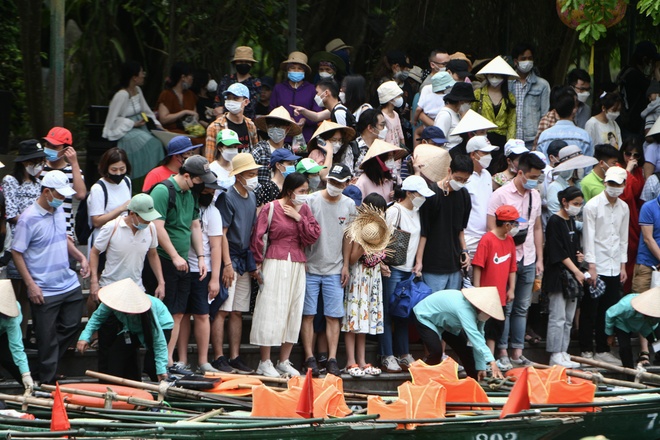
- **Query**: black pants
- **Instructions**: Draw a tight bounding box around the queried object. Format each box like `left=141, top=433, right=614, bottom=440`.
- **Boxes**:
left=412, top=313, right=478, bottom=379
left=579, top=275, right=620, bottom=354
left=615, top=328, right=654, bottom=369
left=0, top=333, right=23, bottom=383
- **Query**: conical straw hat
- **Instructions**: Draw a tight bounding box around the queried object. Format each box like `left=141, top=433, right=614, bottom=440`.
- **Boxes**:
left=344, top=204, right=392, bottom=255
left=0, top=280, right=18, bottom=318
left=254, top=106, right=302, bottom=136
left=476, top=55, right=519, bottom=78
left=308, top=120, right=356, bottom=152
left=631, top=287, right=660, bottom=318
left=413, top=144, right=451, bottom=183
left=462, top=287, right=505, bottom=321
left=648, top=117, right=660, bottom=137
left=98, top=278, right=152, bottom=314
left=359, top=139, right=408, bottom=169
left=450, top=109, right=498, bottom=136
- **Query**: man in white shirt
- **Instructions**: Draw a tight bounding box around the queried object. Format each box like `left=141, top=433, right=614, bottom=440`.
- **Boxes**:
left=581, top=166, right=629, bottom=366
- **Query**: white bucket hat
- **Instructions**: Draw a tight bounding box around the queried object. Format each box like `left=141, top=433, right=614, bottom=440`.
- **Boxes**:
left=377, top=81, right=404, bottom=104
left=552, top=145, right=598, bottom=173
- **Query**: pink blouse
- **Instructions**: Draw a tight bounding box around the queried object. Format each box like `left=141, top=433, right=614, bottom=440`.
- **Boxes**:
left=250, top=201, right=321, bottom=263
left=355, top=173, right=393, bottom=203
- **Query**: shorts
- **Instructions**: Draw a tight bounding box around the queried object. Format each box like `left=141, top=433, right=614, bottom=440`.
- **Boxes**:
left=160, top=255, right=191, bottom=315
left=484, top=307, right=506, bottom=342
left=632, top=264, right=653, bottom=294
left=303, top=273, right=344, bottom=318
left=186, top=272, right=211, bottom=315
left=219, top=270, right=251, bottom=313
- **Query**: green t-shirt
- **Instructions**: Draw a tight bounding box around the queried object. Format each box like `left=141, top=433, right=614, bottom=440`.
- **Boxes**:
left=151, top=177, right=199, bottom=260
left=580, top=170, right=604, bottom=202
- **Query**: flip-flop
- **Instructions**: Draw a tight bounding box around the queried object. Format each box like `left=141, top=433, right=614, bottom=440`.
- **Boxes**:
left=345, top=364, right=365, bottom=377
left=361, top=364, right=381, bottom=376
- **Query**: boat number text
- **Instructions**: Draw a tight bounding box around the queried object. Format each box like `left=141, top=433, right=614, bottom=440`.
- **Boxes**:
left=475, top=434, right=518, bottom=440
left=647, top=413, right=658, bottom=431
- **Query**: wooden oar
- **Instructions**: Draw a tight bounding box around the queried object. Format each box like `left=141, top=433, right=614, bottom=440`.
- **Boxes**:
left=38, top=384, right=164, bottom=409
left=571, top=355, right=660, bottom=384
left=85, top=370, right=252, bottom=408
left=0, top=392, right=88, bottom=411
left=532, top=361, right=650, bottom=389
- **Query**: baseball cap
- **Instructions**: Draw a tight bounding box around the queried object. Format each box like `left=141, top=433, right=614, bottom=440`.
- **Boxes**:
left=418, top=126, right=447, bottom=144
left=43, top=127, right=72, bottom=146
left=223, top=83, right=250, bottom=99
left=327, top=163, right=352, bottom=182
left=181, top=155, right=217, bottom=184
left=216, top=129, right=241, bottom=146
left=495, top=205, right=526, bottom=223
left=42, top=170, right=76, bottom=197
left=127, top=194, right=161, bottom=221
left=270, top=149, right=301, bottom=168
left=504, top=139, right=528, bottom=157
left=446, top=59, right=470, bottom=75
left=342, top=185, right=362, bottom=206
left=401, top=175, right=435, bottom=197
left=604, top=166, right=627, bottom=184
left=296, top=158, right=325, bottom=174
left=466, top=135, right=499, bottom=153
left=168, top=136, right=201, bottom=156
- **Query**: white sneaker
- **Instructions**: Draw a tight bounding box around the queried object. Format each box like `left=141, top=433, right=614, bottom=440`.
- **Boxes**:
left=594, top=351, right=623, bottom=366
left=581, top=351, right=594, bottom=359
left=549, top=352, right=579, bottom=369
left=561, top=352, right=581, bottom=369
left=382, top=355, right=402, bottom=373
left=496, top=356, right=513, bottom=371
left=256, top=359, right=280, bottom=377
left=276, top=359, right=301, bottom=377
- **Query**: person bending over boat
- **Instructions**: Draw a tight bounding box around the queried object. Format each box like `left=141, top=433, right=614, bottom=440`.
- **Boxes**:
left=605, top=287, right=660, bottom=369
left=0, top=280, right=35, bottom=392
left=412, top=287, right=505, bottom=380
left=77, top=278, right=173, bottom=382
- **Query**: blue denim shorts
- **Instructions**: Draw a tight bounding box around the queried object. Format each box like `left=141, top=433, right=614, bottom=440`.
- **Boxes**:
left=303, top=273, right=344, bottom=318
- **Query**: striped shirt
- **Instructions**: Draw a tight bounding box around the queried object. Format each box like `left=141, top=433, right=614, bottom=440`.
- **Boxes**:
left=40, top=164, right=83, bottom=236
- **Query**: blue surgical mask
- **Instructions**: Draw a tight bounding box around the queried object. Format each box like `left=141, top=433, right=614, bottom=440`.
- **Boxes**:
left=282, top=165, right=295, bottom=178
left=44, top=148, right=59, bottom=162
left=288, top=71, right=305, bottom=83
left=48, top=192, right=64, bottom=208
left=134, top=221, right=149, bottom=230
left=522, top=175, right=538, bottom=190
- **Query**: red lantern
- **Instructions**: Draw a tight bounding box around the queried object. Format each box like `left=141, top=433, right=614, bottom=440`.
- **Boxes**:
left=556, top=0, right=627, bottom=29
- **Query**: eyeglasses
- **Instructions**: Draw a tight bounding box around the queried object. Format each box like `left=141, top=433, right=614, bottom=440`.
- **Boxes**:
left=624, top=151, right=640, bottom=158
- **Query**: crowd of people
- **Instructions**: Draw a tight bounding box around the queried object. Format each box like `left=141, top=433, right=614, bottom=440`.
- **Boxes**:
left=2, top=38, right=660, bottom=388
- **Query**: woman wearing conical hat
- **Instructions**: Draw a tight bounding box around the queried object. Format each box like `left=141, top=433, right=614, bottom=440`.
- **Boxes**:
left=0, top=280, right=35, bottom=392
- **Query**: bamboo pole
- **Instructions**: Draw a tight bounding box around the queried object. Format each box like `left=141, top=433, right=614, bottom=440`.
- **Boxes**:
left=203, top=371, right=288, bottom=385
left=0, top=392, right=87, bottom=411
left=38, top=384, right=165, bottom=409
left=570, top=355, right=660, bottom=384
left=532, top=360, right=650, bottom=389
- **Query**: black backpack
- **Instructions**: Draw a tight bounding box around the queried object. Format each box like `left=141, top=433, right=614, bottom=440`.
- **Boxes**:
left=75, top=177, right=132, bottom=245
left=147, top=179, right=178, bottom=214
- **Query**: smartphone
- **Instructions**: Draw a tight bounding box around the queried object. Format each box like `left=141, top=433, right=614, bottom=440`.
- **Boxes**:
left=140, top=112, right=149, bottom=122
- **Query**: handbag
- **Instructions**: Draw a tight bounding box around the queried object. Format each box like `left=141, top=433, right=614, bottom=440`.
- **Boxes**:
left=389, top=274, right=433, bottom=318
left=651, top=267, right=660, bottom=288
left=512, top=192, right=533, bottom=246
left=383, top=205, right=411, bottom=267
left=560, top=267, right=582, bottom=300
left=261, top=201, right=275, bottom=260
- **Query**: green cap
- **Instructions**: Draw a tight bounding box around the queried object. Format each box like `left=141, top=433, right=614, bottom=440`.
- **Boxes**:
left=216, top=129, right=241, bottom=146
left=295, top=157, right=325, bottom=174
left=127, top=194, right=161, bottom=222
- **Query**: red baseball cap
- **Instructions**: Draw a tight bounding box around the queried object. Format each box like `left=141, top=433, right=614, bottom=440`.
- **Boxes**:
left=43, top=127, right=72, bottom=146
left=495, top=205, right=526, bottom=222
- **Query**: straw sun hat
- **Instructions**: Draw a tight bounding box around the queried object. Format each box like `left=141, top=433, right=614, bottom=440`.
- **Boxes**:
left=308, top=120, right=356, bottom=152
left=98, top=278, right=152, bottom=314
left=450, top=109, right=498, bottom=136
left=476, top=55, right=519, bottom=79
left=344, top=204, right=393, bottom=256
left=631, top=287, right=660, bottom=318
left=0, top=280, right=19, bottom=318
left=413, top=144, right=451, bottom=183
left=254, top=106, right=302, bottom=137
left=280, top=51, right=311, bottom=74
left=552, top=145, right=598, bottom=173
left=462, top=287, right=505, bottom=321
left=359, top=139, right=408, bottom=169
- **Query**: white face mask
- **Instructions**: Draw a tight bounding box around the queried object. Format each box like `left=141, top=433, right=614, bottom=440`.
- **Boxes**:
left=292, top=193, right=308, bottom=205
left=338, top=91, right=346, bottom=103
left=436, top=67, right=447, bottom=73
left=377, top=126, right=388, bottom=140
left=268, top=127, right=287, bottom=143
left=566, top=205, right=582, bottom=217
left=478, top=154, right=492, bottom=169
left=331, top=141, right=342, bottom=154
left=606, top=111, right=620, bottom=122
left=459, top=102, right=471, bottom=114
left=605, top=185, right=624, bottom=198
left=241, top=176, right=259, bottom=191
left=477, top=311, right=490, bottom=322
left=393, top=96, right=404, bottom=108
left=308, top=175, right=321, bottom=190
left=206, top=79, right=218, bottom=93
left=487, top=75, right=504, bottom=87
left=449, top=179, right=465, bottom=191
left=385, top=159, right=396, bottom=170
left=314, top=93, right=324, bottom=107
left=221, top=148, right=239, bottom=162
left=25, top=163, right=44, bottom=177
left=411, top=194, right=426, bottom=210
left=577, top=91, right=590, bottom=103
left=326, top=182, right=343, bottom=197
left=509, top=226, right=520, bottom=237
left=517, top=61, right=534, bottom=74
left=224, top=100, right=243, bottom=115
left=318, top=72, right=334, bottom=79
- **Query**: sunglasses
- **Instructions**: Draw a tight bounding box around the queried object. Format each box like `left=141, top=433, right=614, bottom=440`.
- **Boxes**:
left=624, top=151, right=640, bottom=158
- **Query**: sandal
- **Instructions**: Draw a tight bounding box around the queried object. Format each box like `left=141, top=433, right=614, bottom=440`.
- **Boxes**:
left=638, top=351, right=651, bottom=366
left=361, top=364, right=382, bottom=376
left=345, top=364, right=365, bottom=377
left=525, top=334, right=541, bottom=346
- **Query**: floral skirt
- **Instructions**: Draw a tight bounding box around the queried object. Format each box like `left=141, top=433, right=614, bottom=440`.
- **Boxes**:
left=341, top=262, right=384, bottom=335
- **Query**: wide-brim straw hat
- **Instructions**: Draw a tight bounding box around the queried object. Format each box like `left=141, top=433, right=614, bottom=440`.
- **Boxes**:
left=308, top=120, right=356, bottom=151
left=449, top=52, right=473, bottom=71
left=254, top=106, right=302, bottom=136
left=476, top=55, right=519, bottom=79
left=280, top=51, right=311, bottom=74
left=552, top=145, right=598, bottom=173
left=344, top=204, right=393, bottom=255
left=649, top=117, right=660, bottom=137
left=0, top=280, right=18, bottom=318
left=413, top=144, right=451, bottom=182
left=450, top=109, right=498, bottom=136
left=309, top=51, right=346, bottom=75
left=462, top=287, right=505, bottom=321
left=632, top=287, right=660, bottom=318
left=359, top=139, right=408, bottom=169
left=98, top=278, right=152, bottom=314
left=230, top=153, right=261, bottom=176
left=325, top=38, right=353, bottom=53
left=232, top=46, right=257, bottom=63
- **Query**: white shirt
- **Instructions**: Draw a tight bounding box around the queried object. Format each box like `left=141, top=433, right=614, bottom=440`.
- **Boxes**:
left=465, top=168, right=493, bottom=242
left=93, top=216, right=158, bottom=288
left=583, top=191, right=629, bottom=276
left=434, top=107, right=461, bottom=149
left=188, top=204, right=223, bottom=273
left=385, top=203, right=421, bottom=272
left=87, top=177, right=132, bottom=246
left=417, top=85, right=446, bottom=119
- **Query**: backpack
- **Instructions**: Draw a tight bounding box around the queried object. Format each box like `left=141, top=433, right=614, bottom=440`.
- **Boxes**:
left=75, top=177, right=131, bottom=245
left=147, top=179, right=178, bottom=214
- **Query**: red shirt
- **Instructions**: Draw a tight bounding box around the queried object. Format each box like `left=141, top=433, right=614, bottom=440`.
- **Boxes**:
left=143, top=165, right=176, bottom=192
left=472, top=231, right=517, bottom=305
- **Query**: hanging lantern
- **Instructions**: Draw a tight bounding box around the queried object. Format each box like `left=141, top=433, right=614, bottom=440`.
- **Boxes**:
left=556, top=0, right=627, bottom=29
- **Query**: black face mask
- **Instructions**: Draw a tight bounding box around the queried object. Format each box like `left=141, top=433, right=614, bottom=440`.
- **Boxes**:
left=192, top=182, right=205, bottom=193
left=108, top=173, right=125, bottom=185
left=235, top=63, right=251, bottom=75
left=198, top=193, right=213, bottom=207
